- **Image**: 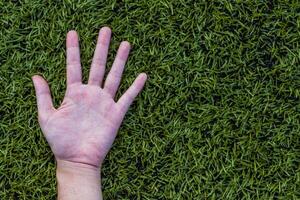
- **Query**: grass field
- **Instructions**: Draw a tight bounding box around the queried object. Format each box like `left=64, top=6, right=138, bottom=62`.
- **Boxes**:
left=1, top=0, right=300, bottom=199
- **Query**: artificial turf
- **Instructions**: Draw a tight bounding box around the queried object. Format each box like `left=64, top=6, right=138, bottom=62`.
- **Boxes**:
left=0, top=0, right=300, bottom=199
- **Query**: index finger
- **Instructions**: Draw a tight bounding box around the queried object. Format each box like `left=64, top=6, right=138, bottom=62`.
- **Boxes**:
left=66, top=30, right=82, bottom=86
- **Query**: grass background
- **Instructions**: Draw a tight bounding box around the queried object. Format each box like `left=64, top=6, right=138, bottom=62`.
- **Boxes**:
left=0, top=0, right=300, bottom=199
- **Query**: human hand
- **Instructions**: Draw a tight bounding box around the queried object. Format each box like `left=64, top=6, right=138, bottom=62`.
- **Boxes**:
left=32, top=27, right=147, bottom=168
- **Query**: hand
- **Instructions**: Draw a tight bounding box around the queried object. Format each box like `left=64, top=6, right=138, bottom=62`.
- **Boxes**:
left=32, top=27, right=147, bottom=168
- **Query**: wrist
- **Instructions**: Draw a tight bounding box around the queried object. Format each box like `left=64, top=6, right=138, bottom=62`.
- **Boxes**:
left=56, top=159, right=101, bottom=174
left=56, top=159, right=102, bottom=200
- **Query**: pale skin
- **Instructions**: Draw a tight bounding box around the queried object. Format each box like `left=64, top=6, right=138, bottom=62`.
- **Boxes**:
left=32, top=27, right=147, bottom=200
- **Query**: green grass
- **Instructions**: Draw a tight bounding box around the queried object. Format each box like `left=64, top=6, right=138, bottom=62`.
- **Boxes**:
left=1, top=0, right=300, bottom=199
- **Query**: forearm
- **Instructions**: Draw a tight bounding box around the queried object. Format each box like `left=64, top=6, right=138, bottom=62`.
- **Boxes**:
left=56, top=159, right=102, bottom=200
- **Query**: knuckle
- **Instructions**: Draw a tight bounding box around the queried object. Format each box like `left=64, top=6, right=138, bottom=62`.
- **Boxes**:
left=111, top=72, right=122, bottom=79
left=92, top=58, right=106, bottom=67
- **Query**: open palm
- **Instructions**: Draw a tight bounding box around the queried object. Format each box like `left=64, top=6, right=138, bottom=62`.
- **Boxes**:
left=32, top=27, right=147, bottom=167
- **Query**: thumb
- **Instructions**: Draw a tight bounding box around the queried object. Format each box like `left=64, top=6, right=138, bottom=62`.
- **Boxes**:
left=32, top=75, right=55, bottom=122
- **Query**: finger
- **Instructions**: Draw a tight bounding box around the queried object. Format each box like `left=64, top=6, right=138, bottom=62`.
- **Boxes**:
left=32, top=75, right=55, bottom=121
left=88, top=27, right=111, bottom=86
left=104, top=41, right=131, bottom=97
left=117, top=73, right=147, bottom=113
left=66, top=30, right=82, bottom=86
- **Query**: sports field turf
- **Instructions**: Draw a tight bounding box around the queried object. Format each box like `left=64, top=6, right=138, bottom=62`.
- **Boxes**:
left=0, top=0, right=299, bottom=199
